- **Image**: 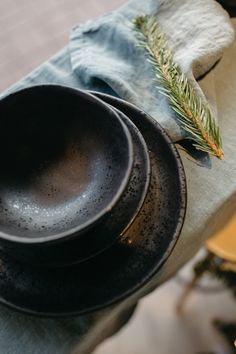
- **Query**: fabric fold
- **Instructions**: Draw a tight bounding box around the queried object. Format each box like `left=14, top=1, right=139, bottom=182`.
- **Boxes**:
left=69, top=0, right=234, bottom=142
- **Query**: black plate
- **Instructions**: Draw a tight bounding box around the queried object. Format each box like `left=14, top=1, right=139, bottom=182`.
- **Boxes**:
left=0, top=94, right=186, bottom=317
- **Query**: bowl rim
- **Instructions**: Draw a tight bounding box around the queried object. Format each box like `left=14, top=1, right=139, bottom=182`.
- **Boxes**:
left=0, top=84, right=134, bottom=244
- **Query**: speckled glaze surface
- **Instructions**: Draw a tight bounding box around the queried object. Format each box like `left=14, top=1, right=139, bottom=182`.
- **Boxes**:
left=14, top=101, right=150, bottom=266
left=0, top=93, right=186, bottom=317
left=0, top=85, right=135, bottom=266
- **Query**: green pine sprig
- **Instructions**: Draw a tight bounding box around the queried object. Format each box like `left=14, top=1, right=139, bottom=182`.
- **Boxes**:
left=133, top=15, right=224, bottom=160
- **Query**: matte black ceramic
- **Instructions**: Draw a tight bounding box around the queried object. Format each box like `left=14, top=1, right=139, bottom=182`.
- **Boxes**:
left=0, top=85, right=134, bottom=264
left=7, top=102, right=151, bottom=266
left=0, top=93, right=187, bottom=317
left=217, top=0, right=236, bottom=16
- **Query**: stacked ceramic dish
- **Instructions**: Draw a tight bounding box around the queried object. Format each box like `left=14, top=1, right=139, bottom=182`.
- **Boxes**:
left=0, top=85, right=186, bottom=316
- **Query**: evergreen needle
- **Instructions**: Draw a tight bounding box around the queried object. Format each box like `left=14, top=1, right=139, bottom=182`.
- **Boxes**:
left=133, top=15, right=224, bottom=160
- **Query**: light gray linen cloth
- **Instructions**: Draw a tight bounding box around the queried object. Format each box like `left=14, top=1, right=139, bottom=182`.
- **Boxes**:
left=0, top=1, right=236, bottom=354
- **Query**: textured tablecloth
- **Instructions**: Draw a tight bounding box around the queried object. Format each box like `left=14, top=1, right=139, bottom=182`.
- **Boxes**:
left=0, top=2, right=236, bottom=354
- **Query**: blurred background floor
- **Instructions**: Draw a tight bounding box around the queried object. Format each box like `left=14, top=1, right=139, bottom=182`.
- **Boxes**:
left=0, top=0, right=125, bottom=92
left=1, top=1, right=236, bottom=354
left=93, top=250, right=236, bottom=354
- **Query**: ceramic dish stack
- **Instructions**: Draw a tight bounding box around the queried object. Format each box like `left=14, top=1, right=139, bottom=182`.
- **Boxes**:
left=0, top=85, right=186, bottom=317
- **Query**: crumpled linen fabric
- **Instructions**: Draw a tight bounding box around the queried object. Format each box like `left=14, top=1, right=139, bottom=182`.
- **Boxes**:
left=70, top=0, right=234, bottom=141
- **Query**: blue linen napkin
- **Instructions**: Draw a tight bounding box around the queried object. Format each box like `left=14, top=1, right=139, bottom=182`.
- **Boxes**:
left=70, top=0, right=234, bottom=142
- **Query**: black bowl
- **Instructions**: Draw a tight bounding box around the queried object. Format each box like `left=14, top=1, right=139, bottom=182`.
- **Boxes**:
left=15, top=103, right=150, bottom=266
left=0, top=85, right=133, bottom=263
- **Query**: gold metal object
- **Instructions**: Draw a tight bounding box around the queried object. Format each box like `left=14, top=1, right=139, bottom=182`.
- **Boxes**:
left=206, top=214, right=236, bottom=263
left=177, top=214, right=236, bottom=313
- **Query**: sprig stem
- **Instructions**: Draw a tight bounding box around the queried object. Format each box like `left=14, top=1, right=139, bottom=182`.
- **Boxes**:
left=133, top=15, right=224, bottom=159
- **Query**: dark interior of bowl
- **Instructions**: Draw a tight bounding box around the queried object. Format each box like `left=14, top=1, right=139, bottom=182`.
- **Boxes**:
left=0, top=86, right=131, bottom=239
